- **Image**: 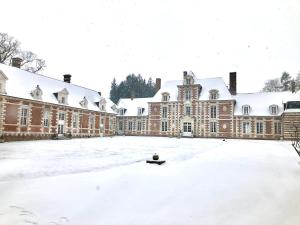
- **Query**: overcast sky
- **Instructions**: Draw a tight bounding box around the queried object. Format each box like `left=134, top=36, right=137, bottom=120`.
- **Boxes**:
left=1, top=0, right=300, bottom=97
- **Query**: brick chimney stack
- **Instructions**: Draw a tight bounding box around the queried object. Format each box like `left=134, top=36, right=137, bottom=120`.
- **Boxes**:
left=155, top=78, right=161, bottom=93
left=63, top=74, right=71, bottom=83
left=229, top=72, right=237, bottom=95
left=11, top=57, right=23, bottom=68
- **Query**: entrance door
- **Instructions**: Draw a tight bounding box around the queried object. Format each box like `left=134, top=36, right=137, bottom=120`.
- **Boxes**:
left=182, top=122, right=192, bottom=137
left=58, top=112, right=65, bottom=136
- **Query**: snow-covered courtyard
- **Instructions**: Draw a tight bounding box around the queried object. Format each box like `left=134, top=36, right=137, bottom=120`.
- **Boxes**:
left=0, top=137, right=299, bottom=225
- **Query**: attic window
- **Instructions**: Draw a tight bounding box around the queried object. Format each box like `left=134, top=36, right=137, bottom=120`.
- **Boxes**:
left=31, top=85, right=43, bottom=100
left=55, top=88, right=69, bottom=105
left=242, top=105, right=250, bottom=115
left=138, top=107, right=144, bottom=116
left=162, top=92, right=170, bottom=102
left=119, top=108, right=126, bottom=116
left=99, top=98, right=106, bottom=111
left=79, top=97, right=88, bottom=108
left=0, top=70, right=8, bottom=94
left=209, top=89, right=219, bottom=100
left=269, top=105, right=278, bottom=115
left=184, top=73, right=194, bottom=85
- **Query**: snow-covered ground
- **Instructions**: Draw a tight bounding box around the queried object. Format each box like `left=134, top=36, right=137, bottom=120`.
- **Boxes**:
left=0, top=137, right=299, bottom=225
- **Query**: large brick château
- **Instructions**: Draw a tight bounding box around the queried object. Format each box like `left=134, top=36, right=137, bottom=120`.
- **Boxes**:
left=0, top=59, right=299, bottom=141
left=0, top=59, right=116, bottom=141
left=116, top=71, right=300, bottom=140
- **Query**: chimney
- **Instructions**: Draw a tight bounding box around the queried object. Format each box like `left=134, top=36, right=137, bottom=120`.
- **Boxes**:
left=11, top=57, right=22, bottom=68
left=229, top=72, right=237, bottom=95
left=63, top=74, right=71, bottom=83
left=155, top=78, right=161, bottom=93
left=183, top=71, right=187, bottom=78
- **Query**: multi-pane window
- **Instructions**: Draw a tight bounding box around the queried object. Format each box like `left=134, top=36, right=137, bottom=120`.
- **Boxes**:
left=274, top=122, right=281, bottom=134
left=161, top=121, right=168, bottom=132
left=43, top=110, right=50, bottom=127
left=183, top=122, right=192, bottom=132
left=138, top=108, right=143, bottom=116
left=72, top=113, right=78, bottom=128
left=185, top=89, right=191, bottom=101
left=163, top=95, right=169, bottom=101
left=210, top=105, right=217, bottom=118
left=242, top=105, right=250, bottom=115
left=137, top=121, right=142, bottom=131
left=270, top=105, right=278, bottom=115
left=186, top=106, right=191, bottom=116
left=119, top=121, right=123, bottom=131
left=162, top=107, right=168, bottom=118
left=210, top=121, right=217, bottom=133
left=89, top=115, right=95, bottom=130
left=61, top=96, right=65, bottom=104
left=119, top=108, right=125, bottom=115
left=128, top=121, right=133, bottom=131
left=256, top=122, right=263, bottom=134
left=209, top=90, right=219, bottom=100
left=243, top=122, right=250, bottom=134
left=59, top=112, right=65, bottom=120
left=20, top=107, right=29, bottom=126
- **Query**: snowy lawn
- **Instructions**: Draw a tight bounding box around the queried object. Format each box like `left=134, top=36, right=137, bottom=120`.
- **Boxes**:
left=0, top=136, right=299, bottom=225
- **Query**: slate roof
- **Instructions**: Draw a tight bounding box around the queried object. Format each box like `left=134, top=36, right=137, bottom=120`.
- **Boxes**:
left=0, top=63, right=116, bottom=114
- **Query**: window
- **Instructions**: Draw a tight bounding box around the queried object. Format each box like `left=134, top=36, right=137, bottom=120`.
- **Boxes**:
left=137, top=121, right=142, bottom=131
left=183, top=122, right=192, bottom=132
left=209, top=89, right=219, bottom=100
left=186, top=106, right=191, bottom=116
left=43, top=110, right=50, bottom=127
left=186, top=78, right=191, bottom=85
left=256, top=122, right=263, bottom=134
left=138, top=108, right=144, bottom=116
left=119, top=108, right=126, bottom=116
left=242, top=122, right=250, bottom=134
left=0, top=70, right=8, bottom=94
left=119, top=121, right=123, bottom=131
left=61, top=97, right=65, bottom=104
left=210, top=105, right=217, bottom=118
left=89, top=115, right=95, bottom=130
left=72, top=113, right=78, bottom=128
left=128, top=121, right=133, bottom=131
left=161, top=121, right=168, bottom=132
left=20, top=107, right=29, bottom=126
left=269, top=105, right=278, bottom=115
left=59, top=112, right=65, bottom=120
left=185, top=89, right=191, bottom=101
left=274, top=122, right=281, bottom=134
left=210, top=121, right=217, bottom=133
left=242, top=105, right=250, bottom=115
left=56, top=88, right=69, bottom=105
left=162, top=93, right=170, bottom=102
left=31, top=85, right=43, bottom=100
left=162, top=107, right=168, bottom=118
left=79, top=97, right=88, bottom=108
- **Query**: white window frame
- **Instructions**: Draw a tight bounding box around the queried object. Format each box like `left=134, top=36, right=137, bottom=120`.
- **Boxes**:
left=89, top=114, right=95, bottom=130
left=274, top=122, right=281, bottom=135
left=210, top=121, right=217, bottom=133
left=138, top=107, right=143, bottom=116
left=185, top=89, right=191, bottom=101
left=128, top=121, right=133, bottom=131
left=210, top=105, right=217, bottom=118
left=256, top=122, right=264, bottom=134
left=242, top=105, right=250, bottom=115
left=242, top=122, right=250, bottom=134
left=161, top=121, right=168, bottom=132
left=59, top=112, right=65, bottom=121
left=269, top=105, right=278, bottom=115
left=20, top=106, right=29, bottom=126
left=162, top=107, right=168, bottom=118
left=137, top=121, right=142, bottom=131
left=43, top=109, right=50, bottom=127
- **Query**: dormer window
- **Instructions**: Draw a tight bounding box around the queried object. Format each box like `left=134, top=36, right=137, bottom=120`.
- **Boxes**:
left=31, top=85, right=43, bottom=100
left=79, top=97, right=88, bottom=108
left=99, top=98, right=106, bottom=111
left=138, top=107, right=144, bottom=116
left=242, top=105, right=250, bottom=115
left=183, top=71, right=195, bottom=85
left=0, top=70, right=8, bottom=94
left=54, top=88, right=69, bottom=105
left=161, top=92, right=170, bottom=102
left=269, top=105, right=278, bottom=115
left=209, top=89, right=219, bottom=100
left=119, top=108, right=126, bottom=116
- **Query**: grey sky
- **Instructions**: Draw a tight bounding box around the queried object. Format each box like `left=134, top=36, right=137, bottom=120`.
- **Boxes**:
left=1, top=0, right=300, bottom=97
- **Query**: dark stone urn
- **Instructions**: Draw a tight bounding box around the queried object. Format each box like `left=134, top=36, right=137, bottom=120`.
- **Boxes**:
left=153, top=154, right=159, bottom=160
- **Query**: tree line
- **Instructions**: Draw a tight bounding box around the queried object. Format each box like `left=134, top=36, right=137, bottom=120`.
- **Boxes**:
left=262, top=71, right=300, bottom=92
left=110, top=74, right=157, bottom=104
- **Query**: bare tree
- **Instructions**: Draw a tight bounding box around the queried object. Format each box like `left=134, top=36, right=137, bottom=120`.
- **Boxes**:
left=0, top=32, right=46, bottom=73
left=262, top=78, right=281, bottom=92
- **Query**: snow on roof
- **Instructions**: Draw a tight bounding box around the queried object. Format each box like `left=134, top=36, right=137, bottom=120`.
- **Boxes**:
left=0, top=63, right=115, bottom=114
left=150, top=77, right=233, bottom=102
left=233, top=92, right=295, bottom=116
left=117, top=97, right=151, bottom=116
